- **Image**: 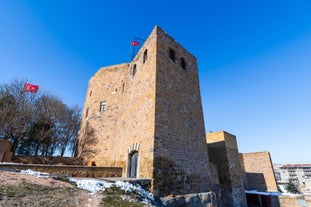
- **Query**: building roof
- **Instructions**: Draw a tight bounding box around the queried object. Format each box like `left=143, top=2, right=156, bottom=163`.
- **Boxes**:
left=281, top=164, right=311, bottom=168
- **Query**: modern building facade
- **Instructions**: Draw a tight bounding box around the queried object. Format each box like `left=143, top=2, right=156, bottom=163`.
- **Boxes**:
left=279, top=164, right=311, bottom=185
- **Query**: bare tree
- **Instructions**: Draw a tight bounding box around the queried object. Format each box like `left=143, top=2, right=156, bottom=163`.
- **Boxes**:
left=52, top=104, right=81, bottom=156
left=0, top=79, right=36, bottom=154
left=33, top=93, right=63, bottom=156
left=0, top=79, right=82, bottom=157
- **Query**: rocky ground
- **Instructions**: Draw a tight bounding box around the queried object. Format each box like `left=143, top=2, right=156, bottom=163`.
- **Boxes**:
left=0, top=169, right=152, bottom=207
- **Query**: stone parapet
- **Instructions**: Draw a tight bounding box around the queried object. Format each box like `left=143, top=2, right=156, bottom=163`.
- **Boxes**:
left=0, top=163, right=122, bottom=178
left=12, top=156, right=83, bottom=165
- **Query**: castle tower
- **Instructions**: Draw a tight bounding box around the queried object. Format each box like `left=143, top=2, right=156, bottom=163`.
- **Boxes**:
left=206, top=131, right=247, bottom=207
left=78, top=26, right=211, bottom=196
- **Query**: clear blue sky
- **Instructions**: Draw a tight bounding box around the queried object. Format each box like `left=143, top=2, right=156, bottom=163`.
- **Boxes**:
left=1, top=0, right=310, bottom=164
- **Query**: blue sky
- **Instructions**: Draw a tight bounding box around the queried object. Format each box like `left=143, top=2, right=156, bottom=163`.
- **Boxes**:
left=1, top=0, right=311, bottom=164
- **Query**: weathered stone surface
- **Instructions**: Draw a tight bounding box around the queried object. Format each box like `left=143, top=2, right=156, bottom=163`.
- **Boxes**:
left=78, top=26, right=212, bottom=196
left=77, top=25, right=278, bottom=202
left=153, top=27, right=211, bottom=196
left=206, top=131, right=247, bottom=207
left=0, top=163, right=122, bottom=178
left=160, top=192, right=217, bottom=207
left=240, top=151, right=278, bottom=192
left=12, top=156, right=83, bottom=165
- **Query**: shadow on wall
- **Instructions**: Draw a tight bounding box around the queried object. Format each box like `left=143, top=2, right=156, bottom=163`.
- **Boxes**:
left=76, top=124, right=98, bottom=163
left=246, top=193, right=281, bottom=207
left=245, top=173, right=281, bottom=207
left=245, top=172, right=267, bottom=191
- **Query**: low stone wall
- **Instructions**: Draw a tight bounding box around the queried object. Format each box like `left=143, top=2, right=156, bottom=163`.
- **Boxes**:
left=12, top=156, right=83, bottom=165
left=0, top=163, right=122, bottom=178
left=279, top=195, right=308, bottom=207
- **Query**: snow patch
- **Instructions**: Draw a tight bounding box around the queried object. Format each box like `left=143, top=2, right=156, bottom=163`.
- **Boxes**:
left=18, top=169, right=155, bottom=205
left=20, top=169, right=50, bottom=178
left=70, top=178, right=155, bottom=203
left=69, top=178, right=113, bottom=193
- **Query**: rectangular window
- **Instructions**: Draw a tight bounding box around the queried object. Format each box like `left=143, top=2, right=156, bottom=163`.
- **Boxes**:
left=169, top=48, right=175, bottom=62
left=85, top=108, right=89, bottom=117
left=181, top=57, right=187, bottom=70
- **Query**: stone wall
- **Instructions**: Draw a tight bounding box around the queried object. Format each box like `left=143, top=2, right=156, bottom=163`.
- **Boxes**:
left=78, top=26, right=213, bottom=197
left=12, top=156, right=83, bottom=165
left=279, top=195, right=308, bottom=207
left=152, top=26, right=211, bottom=196
left=0, top=163, right=122, bottom=178
left=160, top=192, right=217, bottom=207
left=240, top=151, right=278, bottom=192
left=206, top=131, right=247, bottom=207
left=78, top=27, right=157, bottom=181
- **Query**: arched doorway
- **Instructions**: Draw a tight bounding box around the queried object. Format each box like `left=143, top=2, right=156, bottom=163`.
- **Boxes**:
left=128, top=151, right=138, bottom=178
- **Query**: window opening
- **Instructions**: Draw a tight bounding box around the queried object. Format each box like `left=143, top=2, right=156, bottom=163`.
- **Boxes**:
left=143, top=49, right=148, bottom=63
left=181, top=57, right=187, bottom=70
left=85, top=108, right=89, bottom=117
left=132, top=64, right=137, bottom=76
left=89, top=91, right=92, bottom=96
left=169, top=48, right=176, bottom=62
left=100, top=101, right=107, bottom=111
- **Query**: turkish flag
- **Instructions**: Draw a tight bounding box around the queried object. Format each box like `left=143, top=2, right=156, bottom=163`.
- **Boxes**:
left=23, top=83, right=39, bottom=93
left=131, top=41, right=139, bottom=46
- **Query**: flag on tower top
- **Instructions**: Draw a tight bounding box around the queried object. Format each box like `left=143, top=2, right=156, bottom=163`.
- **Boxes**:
left=131, top=41, right=139, bottom=46
left=23, top=83, right=39, bottom=93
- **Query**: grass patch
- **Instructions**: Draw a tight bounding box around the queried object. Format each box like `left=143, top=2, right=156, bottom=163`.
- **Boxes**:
left=101, top=187, right=145, bottom=207
left=6, top=186, right=17, bottom=198
left=0, top=182, right=76, bottom=199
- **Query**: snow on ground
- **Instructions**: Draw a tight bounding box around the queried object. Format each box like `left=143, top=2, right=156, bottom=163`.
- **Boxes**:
left=21, top=169, right=50, bottom=178
left=20, top=169, right=155, bottom=204
left=245, top=190, right=281, bottom=196
left=68, top=178, right=113, bottom=193
left=278, top=184, right=288, bottom=193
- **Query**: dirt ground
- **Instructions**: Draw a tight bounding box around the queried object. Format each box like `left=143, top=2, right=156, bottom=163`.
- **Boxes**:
left=0, top=169, right=103, bottom=207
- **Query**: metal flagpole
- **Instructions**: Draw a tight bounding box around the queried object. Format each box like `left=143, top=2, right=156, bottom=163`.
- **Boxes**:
left=131, top=37, right=145, bottom=60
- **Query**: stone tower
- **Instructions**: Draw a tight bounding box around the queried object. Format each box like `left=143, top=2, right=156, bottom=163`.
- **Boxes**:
left=206, top=131, right=248, bottom=207
left=78, top=26, right=211, bottom=196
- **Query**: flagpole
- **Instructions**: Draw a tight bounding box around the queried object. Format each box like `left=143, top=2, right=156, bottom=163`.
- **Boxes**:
left=132, top=45, right=135, bottom=60
left=133, top=37, right=145, bottom=41
left=131, top=37, right=145, bottom=61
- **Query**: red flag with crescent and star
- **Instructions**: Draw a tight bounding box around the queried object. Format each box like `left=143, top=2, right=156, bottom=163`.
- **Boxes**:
left=23, top=83, right=39, bottom=93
